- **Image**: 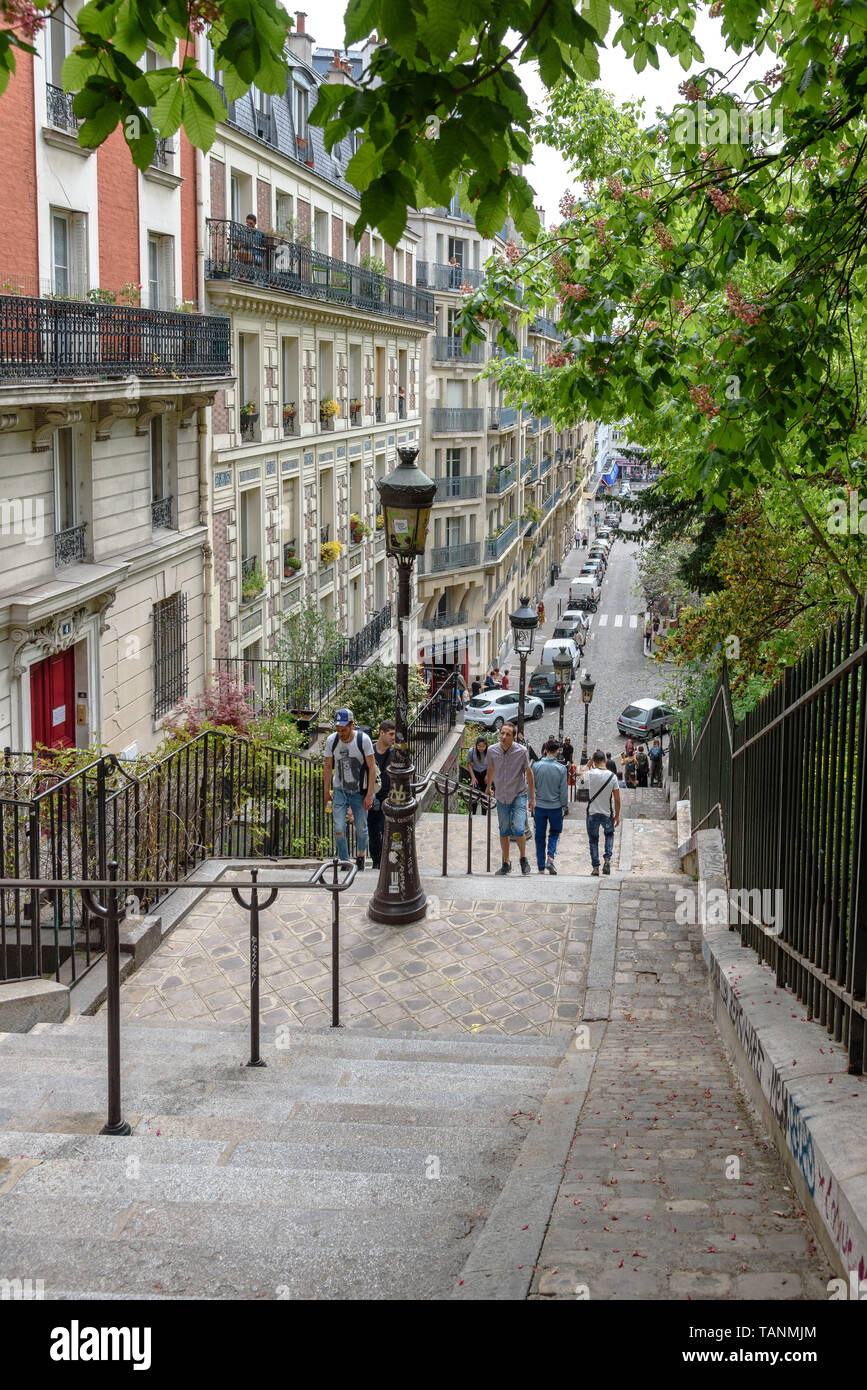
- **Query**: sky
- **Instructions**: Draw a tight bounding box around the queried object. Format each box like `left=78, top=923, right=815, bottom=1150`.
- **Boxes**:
left=293, top=2, right=765, bottom=224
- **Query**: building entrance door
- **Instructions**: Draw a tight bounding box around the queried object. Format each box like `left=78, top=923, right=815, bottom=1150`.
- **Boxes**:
left=30, top=648, right=76, bottom=748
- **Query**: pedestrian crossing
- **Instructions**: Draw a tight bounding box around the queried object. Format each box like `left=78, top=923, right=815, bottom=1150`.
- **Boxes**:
left=592, top=613, right=641, bottom=630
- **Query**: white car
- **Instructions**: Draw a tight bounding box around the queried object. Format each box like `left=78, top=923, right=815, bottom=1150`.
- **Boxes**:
left=571, top=575, right=602, bottom=605
left=561, top=607, right=592, bottom=631
left=465, top=690, right=544, bottom=729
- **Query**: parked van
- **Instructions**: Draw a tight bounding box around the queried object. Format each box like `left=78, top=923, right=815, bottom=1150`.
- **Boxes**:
left=570, top=575, right=601, bottom=605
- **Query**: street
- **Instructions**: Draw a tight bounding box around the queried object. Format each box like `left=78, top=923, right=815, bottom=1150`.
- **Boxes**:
left=504, top=508, right=673, bottom=760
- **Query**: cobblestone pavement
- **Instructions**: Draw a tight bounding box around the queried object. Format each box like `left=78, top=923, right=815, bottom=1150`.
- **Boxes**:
left=530, top=880, right=833, bottom=1300
left=119, top=877, right=598, bottom=1038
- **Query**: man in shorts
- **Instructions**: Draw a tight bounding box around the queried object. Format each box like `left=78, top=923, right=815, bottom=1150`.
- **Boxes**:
left=485, top=721, right=536, bottom=876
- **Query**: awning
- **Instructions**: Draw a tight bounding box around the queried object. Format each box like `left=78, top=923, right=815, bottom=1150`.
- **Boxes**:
left=601, top=460, right=620, bottom=487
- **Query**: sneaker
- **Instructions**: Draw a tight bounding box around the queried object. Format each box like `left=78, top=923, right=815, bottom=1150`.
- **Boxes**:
left=547, top=859, right=558, bottom=875
left=520, top=857, right=531, bottom=875
left=602, top=859, right=611, bottom=875
left=355, top=856, right=365, bottom=873
left=495, top=862, right=512, bottom=876
left=591, top=866, right=600, bottom=876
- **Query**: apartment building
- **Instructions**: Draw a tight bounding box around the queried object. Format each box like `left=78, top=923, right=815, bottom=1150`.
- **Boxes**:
left=0, top=12, right=232, bottom=756
left=409, top=201, right=584, bottom=675
left=203, top=21, right=430, bottom=679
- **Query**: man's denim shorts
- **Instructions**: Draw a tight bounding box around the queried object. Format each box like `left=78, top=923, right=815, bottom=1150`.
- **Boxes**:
left=496, top=793, right=528, bottom=840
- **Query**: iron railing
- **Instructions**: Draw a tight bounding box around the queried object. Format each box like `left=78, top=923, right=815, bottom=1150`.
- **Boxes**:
left=427, top=610, right=468, bottom=630
left=151, top=495, right=173, bottom=530
left=671, top=634, right=867, bottom=1075
left=434, top=474, right=482, bottom=501
left=282, top=406, right=298, bottom=436
left=416, top=263, right=483, bottom=291
left=0, top=295, right=231, bottom=380
left=151, top=138, right=175, bottom=171
left=489, top=405, right=518, bottom=430
left=45, top=83, right=77, bottom=134
left=206, top=219, right=434, bottom=325
left=418, top=541, right=481, bottom=575
left=407, top=671, right=459, bottom=779
left=54, top=522, right=86, bottom=567
left=432, top=335, right=485, bottom=363
left=485, top=518, right=519, bottom=562
left=431, top=407, right=484, bottom=433
left=487, top=463, right=517, bottom=495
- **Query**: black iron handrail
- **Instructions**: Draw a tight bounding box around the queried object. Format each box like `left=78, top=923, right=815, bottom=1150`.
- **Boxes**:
left=433, top=771, right=493, bottom=876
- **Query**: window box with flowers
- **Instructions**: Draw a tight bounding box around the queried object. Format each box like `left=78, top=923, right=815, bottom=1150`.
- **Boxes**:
left=375, top=513, right=384, bottom=530
left=284, top=555, right=302, bottom=576
left=239, top=400, right=259, bottom=440
left=349, top=397, right=362, bottom=425
left=320, top=539, right=342, bottom=566
left=349, top=514, right=371, bottom=545
left=241, top=566, right=266, bottom=602
left=282, top=401, right=297, bottom=437
left=319, top=396, right=339, bottom=431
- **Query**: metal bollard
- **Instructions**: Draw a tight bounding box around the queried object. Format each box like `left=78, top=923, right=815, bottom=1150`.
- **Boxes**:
left=232, top=867, right=277, bottom=1068
left=82, top=863, right=131, bottom=1137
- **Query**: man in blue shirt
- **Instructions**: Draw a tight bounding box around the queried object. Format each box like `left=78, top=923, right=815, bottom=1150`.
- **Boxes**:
left=532, top=738, right=568, bottom=874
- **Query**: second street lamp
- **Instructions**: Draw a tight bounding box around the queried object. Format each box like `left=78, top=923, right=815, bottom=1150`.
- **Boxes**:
left=368, top=446, right=437, bottom=927
left=552, top=645, right=573, bottom=746
left=510, top=594, right=539, bottom=736
left=579, top=668, right=596, bottom=764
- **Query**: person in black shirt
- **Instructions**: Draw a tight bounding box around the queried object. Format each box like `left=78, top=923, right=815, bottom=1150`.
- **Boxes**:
left=561, top=737, right=574, bottom=768
left=367, top=719, right=395, bottom=869
left=605, top=751, right=618, bottom=776
left=470, top=676, right=482, bottom=698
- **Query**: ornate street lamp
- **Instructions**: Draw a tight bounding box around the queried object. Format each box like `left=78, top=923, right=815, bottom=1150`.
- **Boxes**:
left=579, top=667, right=596, bottom=764
left=552, top=645, right=573, bottom=745
left=509, top=594, right=539, bottom=735
left=368, top=447, right=437, bottom=927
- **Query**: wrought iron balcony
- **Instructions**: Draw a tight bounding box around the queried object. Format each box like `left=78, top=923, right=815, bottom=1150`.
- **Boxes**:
left=521, top=454, right=534, bottom=476
left=46, top=83, right=78, bottom=134
left=541, top=415, right=552, bottom=429
left=240, top=407, right=259, bottom=440
left=485, top=517, right=519, bottom=562
left=320, top=524, right=330, bottom=544
left=529, top=314, right=560, bottom=338
left=375, top=397, right=383, bottom=422
left=487, top=463, right=517, bottom=495
left=55, top=523, right=87, bottom=567
left=432, top=335, right=485, bottom=364
left=206, top=219, right=434, bottom=325
left=0, top=295, right=231, bottom=381
left=151, top=495, right=173, bottom=530
left=418, top=541, right=481, bottom=575
left=398, top=396, right=406, bottom=419
left=485, top=578, right=509, bottom=615
left=427, top=610, right=468, bottom=630
left=282, top=404, right=298, bottom=436
left=349, top=401, right=362, bottom=425
left=434, top=474, right=482, bottom=502
left=241, top=555, right=258, bottom=578
left=488, top=405, right=518, bottom=431
left=431, top=407, right=484, bottom=433
left=539, top=454, right=553, bottom=477
left=415, top=262, right=483, bottom=291
left=151, top=138, right=175, bottom=171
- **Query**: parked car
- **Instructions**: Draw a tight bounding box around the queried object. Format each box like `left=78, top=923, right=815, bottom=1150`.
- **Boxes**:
left=529, top=665, right=566, bottom=705
left=588, top=540, right=611, bottom=559
left=561, top=607, right=592, bottom=631
left=465, top=690, right=544, bottom=729
left=617, top=697, right=678, bottom=739
left=580, top=561, right=605, bottom=583
left=540, top=636, right=583, bottom=677
left=553, top=620, right=586, bottom=646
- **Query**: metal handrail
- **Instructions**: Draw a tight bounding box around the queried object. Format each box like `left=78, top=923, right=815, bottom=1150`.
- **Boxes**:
left=433, top=771, right=493, bottom=877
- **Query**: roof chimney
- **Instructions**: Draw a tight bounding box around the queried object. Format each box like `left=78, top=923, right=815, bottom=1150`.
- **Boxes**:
left=286, top=10, right=314, bottom=61
left=325, top=48, right=357, bottom=86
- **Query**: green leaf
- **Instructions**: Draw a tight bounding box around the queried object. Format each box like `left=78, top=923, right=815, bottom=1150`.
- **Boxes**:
left=151, top=76, right=184, bottom=136
left=76, top=0, right=121, bottom=41
left=78, top=99, right=123, bottom=147
left=583, top=0, right=610, bottom=40
left=113, top=0, right=147, bottom=60
left=346, top=140, right=381, bottom=190
left=415, top=0, right=454, bottom=58
left=61, top=48, right=102, bottom=92
left=344, top=0, right=381, bottom=47
left=182, top=84, right=217, bottom=150
left=186, top=68, right=227, bottom=120
left=219, top=66, right=249, bottom=104
left=124, top=111, right=156, bottom=169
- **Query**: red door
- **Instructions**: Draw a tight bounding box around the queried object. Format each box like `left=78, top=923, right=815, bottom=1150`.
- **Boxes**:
left=30, top=649, right=76, bottom=748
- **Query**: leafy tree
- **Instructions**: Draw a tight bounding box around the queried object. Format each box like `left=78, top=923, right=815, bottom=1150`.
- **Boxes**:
left=335, top=662, right=428, bottom=733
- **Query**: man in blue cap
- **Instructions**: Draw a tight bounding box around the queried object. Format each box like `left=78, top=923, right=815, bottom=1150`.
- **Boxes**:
left=323, top=708, right=376, bottom=870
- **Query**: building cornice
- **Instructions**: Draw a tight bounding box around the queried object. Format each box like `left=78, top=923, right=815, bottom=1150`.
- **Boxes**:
left=205, top=283, right=433, bottom=337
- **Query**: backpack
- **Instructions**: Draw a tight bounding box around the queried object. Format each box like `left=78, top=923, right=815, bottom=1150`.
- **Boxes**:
left=636, top=749, right=648, bottom=768
left=327, top=731, right=381, bottom=794
left=649, top=745, right=662, bottom=762
left=625, top=758, right=637, bottom=788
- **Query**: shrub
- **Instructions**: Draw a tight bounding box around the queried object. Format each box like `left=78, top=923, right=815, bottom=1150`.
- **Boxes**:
left=165, top=672, right=255, bottom=737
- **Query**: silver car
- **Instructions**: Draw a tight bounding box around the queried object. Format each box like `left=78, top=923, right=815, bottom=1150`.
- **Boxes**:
left=617, top=697, right=678, bottom=739
left=466, top=690, right=544, bottom=729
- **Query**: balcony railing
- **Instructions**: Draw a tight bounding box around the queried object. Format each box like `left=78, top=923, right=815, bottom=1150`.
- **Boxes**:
left=521, top=454, right=534, bottom=477
left=485, top=517, right=519, bottom=562
left=206, top=219, right=434, bottom=325
left=434, top=474, right=482, bottom=501
left=0, top=296, right=231, bottom=382
left=418, top=541, right=481, bottom=575
left=240, top=408, right=259, bottom=440
left=541, top=415, right=552, bottom=429
left=319, top=407, right=335, bottom=431
left=416, top=263, right=483, bottom=291
left=525, top=417, right=539, bottom=434
left=45, top=83, right=78, bottom=134
left=489, top=405, right=518, bottom=431
left=431, top=407, right=484, bottom=433
left=432, top=335, right=485, bottom=364
left=320, top=524, right=330, bottom=544
left=487, top=463, right=517, bottom=495
left=54, top=523, right=86, bottom=568
left=375, top=397, right=383, bottom=422
left=151, top=495, right=173, bottom=530
left=151, top=138, right=175, bottom=171
left=349, top=401, right=362, bottom=425
left=398, top=396, right=406, bottom=419
left=530, top=314, right=560, bottom=338
left=539, top=454, right=553, bottom=477
left=427, top=610, right=468, bottom=630
left=282, top=404, right=298, bottom=436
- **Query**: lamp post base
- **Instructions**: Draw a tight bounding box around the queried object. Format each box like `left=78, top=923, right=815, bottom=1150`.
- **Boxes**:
left=368, top=759, right=427, bottom=926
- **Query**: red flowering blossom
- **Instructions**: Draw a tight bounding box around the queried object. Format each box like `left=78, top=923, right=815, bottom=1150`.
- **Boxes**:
left=724, top=281, right=763, bottom=326
left=690, top=384, right=720, bottom=418
left=1, top=0, right=45, bottom=38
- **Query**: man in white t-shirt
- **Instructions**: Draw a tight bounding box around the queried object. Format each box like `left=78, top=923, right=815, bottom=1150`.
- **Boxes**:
left=323, top=708, right=376, bottom=870
left=583, top=748, right=621, bottom=876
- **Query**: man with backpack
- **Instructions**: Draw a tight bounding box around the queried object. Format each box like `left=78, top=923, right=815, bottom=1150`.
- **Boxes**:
left=323, top=708, right=377, bottom=871
left=583, top=748, right=620, bottom=875
left=649, top=737, right=665, bottom=787
left=635, top=744, right=650, bottom=788
left=367, top=719, right=395, bottom=870
left=621, top=746, right=638, bottom=788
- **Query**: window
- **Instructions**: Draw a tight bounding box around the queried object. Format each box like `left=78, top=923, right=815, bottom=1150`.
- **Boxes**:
left=54, top=427, right=76, bottom=532
left=153, top=593, right=188, bottom=719
left=147, top=233, right=174, bottom=310
left=230, top=173, right=242, bottom=224
left=52, top=212, right=69, bottom=297
left=294, top=84, right=308, bottom=141
left=446, top=448, right=462, bottom=477
left=150, top=417, right=166, bottom=500
left=276, top=192, right=294, bottom=237
left=313, top=209, right=328, bottom=254
left=46, top=12, right=70, bottom=86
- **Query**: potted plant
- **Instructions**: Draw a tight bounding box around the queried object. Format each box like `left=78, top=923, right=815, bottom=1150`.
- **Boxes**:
left=239, top=400, right=259, bottom=437
left=319, top=396, right=340, bottom=425
left=349, top=397, right=362, bottom=422
left=349, top=513, right=371, bottom=544
left=241, top=566, right=265, bottom=601
left=282, top=402, right=296, bottom=422
left=375, top=513, right=384, bottom=530
left=320, top=539, right=342, bottom=565
left=284, top=555, right=302, bottom=575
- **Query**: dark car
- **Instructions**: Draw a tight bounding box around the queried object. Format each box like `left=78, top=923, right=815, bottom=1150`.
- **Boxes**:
left=528, top=665, right=566, bottom=705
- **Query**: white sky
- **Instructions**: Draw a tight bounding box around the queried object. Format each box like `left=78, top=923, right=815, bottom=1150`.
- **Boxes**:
left=294, top=3, right=766, bottom=224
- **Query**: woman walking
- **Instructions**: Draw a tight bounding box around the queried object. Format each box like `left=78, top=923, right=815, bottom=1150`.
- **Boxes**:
left=467, top=736, right=490, bottom=814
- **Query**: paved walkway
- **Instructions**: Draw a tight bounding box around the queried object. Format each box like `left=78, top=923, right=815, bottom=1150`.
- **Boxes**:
left=529, top=879, right=832, bottom=1300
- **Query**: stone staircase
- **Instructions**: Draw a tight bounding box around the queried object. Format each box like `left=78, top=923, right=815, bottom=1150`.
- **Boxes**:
left=0, top=1015, right=566, bottom=1299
